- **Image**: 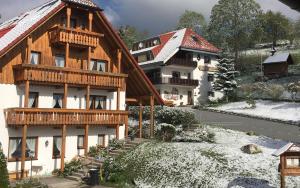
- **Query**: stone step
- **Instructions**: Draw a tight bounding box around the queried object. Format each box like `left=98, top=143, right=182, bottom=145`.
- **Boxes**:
left=65, top=175, right=82, bottom=182
left=86, top=164, right=101, bottom=169
left=72, top=172, right=84, bottom=178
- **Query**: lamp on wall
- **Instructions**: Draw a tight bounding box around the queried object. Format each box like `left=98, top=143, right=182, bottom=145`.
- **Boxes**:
left=45, top=140, right=49, bottom=147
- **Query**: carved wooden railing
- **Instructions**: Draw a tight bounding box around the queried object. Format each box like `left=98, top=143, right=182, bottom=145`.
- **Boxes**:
left=167, top=58, right=198, bottom=67
left=49, top=26, right=103, bottom=48
left=14, top=64, right=127, bottom=88
left=5, top=108, right=129, bottom=126
left=149, top=77, right=198, bottom=87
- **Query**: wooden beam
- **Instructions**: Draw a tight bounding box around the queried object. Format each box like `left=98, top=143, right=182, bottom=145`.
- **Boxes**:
left=280, top=155, right=286, bottom=188
left=88, top=12, right=93, bottom=31
left=84, top=124, right=89, bottom=156
left=26, top=37, right=32, bottom=64
left=66, top=7, right=71, bottom=28
left=117, top=88, right=120, bottom=110
left=21, top=124, right=27, bottom=179
left=61, top=124, right=66, bottom=171
left=63, top=83, right=68, bottom=108
left=117, top=49, right=122, bottom=74
left=125, top=105, right=129, bottom=138
left=115, top=124, right=119, bottom=140
left=150, top=95, right=154, bottom=138
left=86, top=85, right=90, bottom=110
left=139, top=101, right=143, bottom=139
left=24, top=81, right=29, bottom=108
left=87, top=47, right=91, bottom=70
left=126, top=98, right=138, bottom=103
left=65, top=43, right=69, bottom=68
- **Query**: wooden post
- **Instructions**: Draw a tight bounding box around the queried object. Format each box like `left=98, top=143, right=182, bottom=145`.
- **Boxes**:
left=61, top=124, right=66, bottom=171
left=139, top=101, right=143, bottom=139
left=65, top=43, right=69, bottom=68
left=280, top=155, right=285, bottom=188
left=24, top=81, right=29, bottom=108
left=115, top=124, right=119, bottom=140
left=125, top=105, right=129, bottom=138
left=86, top=85, right=90, bottom=109
left=117, top=88, right=120, bottom=110
left=26, top=37, right=32, bottom=64
left=117, top=49, right=122, bottom=73
left=63, top=83, right=68, bottom=108
left=66, top=7, right=71, bottom=28
left=88, top=12, right=93, bottom=31
left=84, top=124, right=89, bottom=156
left=87, top=12, right=93, bottom=71
left=21, top=124, right=27, bottom=179
left=150, top=96, right=154, bottom=138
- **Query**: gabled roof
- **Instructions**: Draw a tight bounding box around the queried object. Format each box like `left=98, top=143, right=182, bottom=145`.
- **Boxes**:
left=263, top=53, right=293, bottom=64
left=272, top=143, right=300, bottom=156
left=131, top=28, right=220, bottom=66
left=0, top=0, right=164, bottom=105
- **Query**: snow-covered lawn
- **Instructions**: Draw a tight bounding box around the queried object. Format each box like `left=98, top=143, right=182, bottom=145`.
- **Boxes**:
left=119, top=126, right=300, bottom=188
left=211, top=100, right=300, bottom=123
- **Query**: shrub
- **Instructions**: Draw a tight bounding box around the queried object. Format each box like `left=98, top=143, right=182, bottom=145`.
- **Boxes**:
left=156, top=123, right=176, bottom=142
left=15, top=179, right=48, bottom=188
left=245, top=95, right=256, bottom=109
left=172, top=127, right=215, bottom=143
left=0, top=150, right=9, bottom=188
left=266, top=84, right=285, bottom=100
left=156, top=108, right=197, bottom=127
left=57, top=159, right=82, bottom=177
left=109, top=139, right=124, bottom=150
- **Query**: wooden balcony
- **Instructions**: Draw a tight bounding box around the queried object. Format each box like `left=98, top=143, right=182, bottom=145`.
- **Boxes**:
left=199, top=65, right=218, bottom=72
left=14, top=64, right=127, bottom=89
left=150, top=77, right=198, bottom=87
left=49, top=26, right=103, bottom=48
left=5, top=108, right=128, bottom=127
left=167, top=58, right=198, bottom=68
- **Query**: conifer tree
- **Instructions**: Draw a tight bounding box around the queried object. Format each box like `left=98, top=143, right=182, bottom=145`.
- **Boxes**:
left=0, top=148, right=9, bottom=188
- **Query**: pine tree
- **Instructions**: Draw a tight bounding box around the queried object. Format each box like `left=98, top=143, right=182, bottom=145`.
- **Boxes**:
left=213, top=58, right=239, bottom=102
left=0, top=149, right=9, bottom=188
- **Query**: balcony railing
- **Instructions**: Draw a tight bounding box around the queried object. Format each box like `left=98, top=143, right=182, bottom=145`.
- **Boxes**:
left=199, top=65, right=218, bottom=72
left=167, top=58, right=198, bottom=67
left=150, top=77, right=198, bottom=87
left=14, top=64, right=127, bottom=89
left=49, top=26, right=103, bottom=48
left=5, top=108, right=128, bottom=126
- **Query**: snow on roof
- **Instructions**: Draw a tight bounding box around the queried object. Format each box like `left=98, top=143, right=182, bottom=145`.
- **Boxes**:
left=63, top=0, right=98, bottom=8
left=263, top=53, right=291, bottom=64
left=131, top=46, right=156, bottom=55
left=132, top=28, right=220, bottom=66
left=0, top=0, right=63, bottom=55
left=272, top=142, right=294, bottom=156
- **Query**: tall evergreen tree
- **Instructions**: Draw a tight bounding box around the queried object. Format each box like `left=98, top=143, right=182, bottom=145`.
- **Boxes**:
left=213, top=57, right=239, bottom=102
left=177, top=10, right=207, bottom=36
left=0, top=149, right=9, bottom=188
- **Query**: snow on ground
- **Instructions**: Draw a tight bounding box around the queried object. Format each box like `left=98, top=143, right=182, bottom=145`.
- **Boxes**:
left=211, top=100, right=300, bottom=123
left=120, top=126, right=300, bottom=188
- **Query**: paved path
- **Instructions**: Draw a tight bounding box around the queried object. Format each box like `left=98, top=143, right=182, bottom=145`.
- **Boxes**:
left=191, top=109, right=300, bottom=142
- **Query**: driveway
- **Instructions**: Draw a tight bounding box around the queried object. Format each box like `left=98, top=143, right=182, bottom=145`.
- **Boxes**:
left=190, top=109, right=300, bottom=142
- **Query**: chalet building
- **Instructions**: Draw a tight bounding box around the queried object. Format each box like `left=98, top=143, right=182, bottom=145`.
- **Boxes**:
left=131, top=28, right=222, bottom=106
left=0, top=0, right=163, bottom=179
left=263, top=53, right=294, bottom=78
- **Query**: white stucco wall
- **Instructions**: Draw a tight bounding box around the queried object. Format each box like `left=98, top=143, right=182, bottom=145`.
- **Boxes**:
left=0, top=84, right=126, bottom=175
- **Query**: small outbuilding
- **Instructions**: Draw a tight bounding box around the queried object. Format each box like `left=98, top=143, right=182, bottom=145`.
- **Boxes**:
left=273, top=142, right=300, bottom=188
left=263, top=53, right=294, bottom=78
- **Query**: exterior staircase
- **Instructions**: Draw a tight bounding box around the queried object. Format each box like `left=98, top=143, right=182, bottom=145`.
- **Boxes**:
left=65, top=138, right=145, bottom=183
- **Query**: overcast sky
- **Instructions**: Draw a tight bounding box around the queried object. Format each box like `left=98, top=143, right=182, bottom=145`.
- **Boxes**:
left=0, top=0, right=299, bottom=35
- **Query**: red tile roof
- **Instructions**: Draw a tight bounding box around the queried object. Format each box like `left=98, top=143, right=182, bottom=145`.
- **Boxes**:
left=152, top=31, right=175, bottom=57
left=0, top=25, right=16, bottom=39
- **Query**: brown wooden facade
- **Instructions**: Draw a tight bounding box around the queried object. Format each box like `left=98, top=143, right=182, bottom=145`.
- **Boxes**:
left=0, top=0, right=163, bottom=179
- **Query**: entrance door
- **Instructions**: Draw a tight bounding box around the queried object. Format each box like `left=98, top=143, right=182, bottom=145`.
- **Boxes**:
left=188, top=91, right=193, bottom=105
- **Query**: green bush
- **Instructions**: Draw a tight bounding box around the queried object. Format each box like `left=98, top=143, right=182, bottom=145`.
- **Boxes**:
left=156, top=123, right=176, bottom=142
left=172, top=127, right=215, bottom=143
left=109, top=139, right=124, bottom=150
left=57, top=159, right=82, bottom=177
left=15, top=179, right=48, bottom=188
left=0, top=150, right=9, bottom=188
left=156, top=108, right=197, bottom=127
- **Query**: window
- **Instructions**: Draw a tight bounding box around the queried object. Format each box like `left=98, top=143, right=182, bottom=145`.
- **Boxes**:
left=204, top=56, right=211, bottom=64
left=98, top=135, right=105, bottom=147
left=208, top=91, right=215, bottom=97
left=28, top=92, right=39, bottom=108
left=53, top=136, right=62, bottom=158
left=30, top=52, right=40, bottom=65
left=208, top=74, right=214, bottom=82
left=89, top=96, right=106, bottom=109
left=53, top=94, right=63, bottom=108
left=77, top=135, right=84, bottom=149
left=137, top=54, right=147, bottom=63
left=55, top=55, right=65, bottom=67
left=172, top=71, right=181, bottom=78
left=70, top=18, right=77, bottom=29
left=171, top=88, right=179, bottom=95
left=90, top=60, right=106, bottom=72
left=286, top=157, right=300, bottom=168
left=187, top=73, right=191, bottom=80
left=8, top=137, right=38, bottom=161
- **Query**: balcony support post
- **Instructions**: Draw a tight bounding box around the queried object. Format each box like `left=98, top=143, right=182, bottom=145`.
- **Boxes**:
left=117, top=49, right=122, bottom=74
left=21, top=124, right=27, bottom=179
left=88, top=12, right=93, bottom=32
left=117, top=88, right=120, bottom=110
left=24, top=80, right=29, bottom=108
left=63, top=83, right=68, bottom=108
left=84, top=124, right=89, bottom=156
left=150, top=95, right=155, bottom=138
left=139, top=101, right=143, bottom=139
left=86, top=85, right=90, bottom=110
left=115, top=124, right=119, bottom=140
left=66, top=7, right=71, bottom=28
left=61, top=124, right=66, bottom=172
left=26, top=37, right=32, bottom=64
left=65, top=43, right=69, bottom=68
left=125, top=105, right=129, bottom=138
